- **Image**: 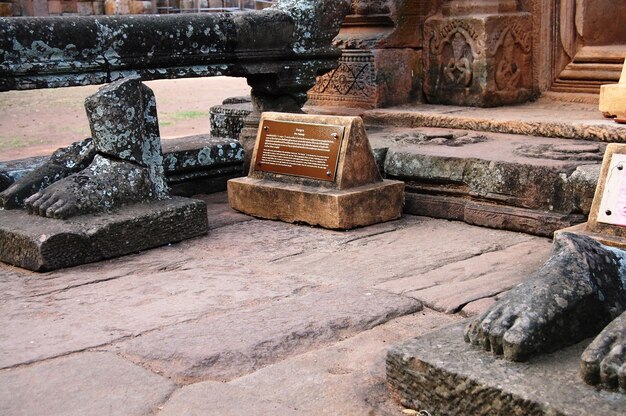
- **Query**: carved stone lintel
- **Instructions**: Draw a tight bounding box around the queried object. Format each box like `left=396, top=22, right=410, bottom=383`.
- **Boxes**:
left=424, top=10, right=533, bottom=107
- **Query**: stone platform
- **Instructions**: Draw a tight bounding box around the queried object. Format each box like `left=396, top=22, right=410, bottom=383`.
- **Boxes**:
left=386, top=323, right=626, bottom=416
left=228, top=177, right=404, bottom=230
left=367, top=125, right=600, bottom=236
left=0, top=197, right=208, bottom=271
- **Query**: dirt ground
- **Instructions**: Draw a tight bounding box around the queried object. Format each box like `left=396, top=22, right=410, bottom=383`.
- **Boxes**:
left=0, top=77, right=251, bottom=162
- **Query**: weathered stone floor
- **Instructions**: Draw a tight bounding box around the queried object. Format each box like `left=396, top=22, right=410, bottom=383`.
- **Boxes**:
left=0, top=192, right=552, bottom=415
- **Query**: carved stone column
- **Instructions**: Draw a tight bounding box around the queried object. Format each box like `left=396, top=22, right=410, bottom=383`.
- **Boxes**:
left=307, top=0, right=431, bottom=109
left=424, top=0, right=533, bottom=107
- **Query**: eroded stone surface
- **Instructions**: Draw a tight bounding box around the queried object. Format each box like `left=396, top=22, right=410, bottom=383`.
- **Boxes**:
left=0, top=352, right=175, bottom=416
left=375, top=239, right=552, bottom=313
left=111, top=286, right=421, bottom=383
left=160, top=311, right=459, bottom=416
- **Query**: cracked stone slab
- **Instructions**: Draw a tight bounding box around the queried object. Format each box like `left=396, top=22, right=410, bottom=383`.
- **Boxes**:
left=375, top=239, right=552, bottom=313
left=386, top=322, right=626, bottom=416
left=0, top=264, right=315, bottom=369
left=0, top=351, right=175, bottom=416
left=0, top=197, right=208, bottom=271
left=268, top=218, right=542, bottom=286
left=112, top=286, right=422, bottom=384
left=159, top=311, right=459, bottom=416
left=158, top=381, right=296, bottom=416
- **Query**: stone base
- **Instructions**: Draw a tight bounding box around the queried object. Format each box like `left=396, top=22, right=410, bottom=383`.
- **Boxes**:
left=227, top=177, right=404, bottom=230
left=0, top=197, right=208, bottom=272
left=599, top=80, right=626, bottom=118
left=307, top=48, right=422, bottom=109
left=386, top=323, right=626, bottom=416
left=406, top=193, right=585, bottom=238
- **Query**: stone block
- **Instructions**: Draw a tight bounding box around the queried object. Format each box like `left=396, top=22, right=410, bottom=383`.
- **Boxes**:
left=228, top=112, right=404, bottom=230
left=599, top=58, right=626, bottom=118
left=308, top=48, right=422, bottom=109
left=0, top=352, right=175, bottom=416
left=209, top=101, right=252, bottom=140
left=0, top=197, right=208, bottom=272
left=386, top=323, right=626, bottom=416
left=424, top=12, right=533, bottom=107
left=228, top=177, right=404, bottom=230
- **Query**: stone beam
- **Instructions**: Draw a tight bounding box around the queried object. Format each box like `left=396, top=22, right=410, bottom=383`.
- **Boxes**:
left=0, top=0, right=349, bottom=93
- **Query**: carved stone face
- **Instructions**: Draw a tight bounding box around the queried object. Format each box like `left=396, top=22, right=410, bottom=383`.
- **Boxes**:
left=452, top=32, right=466, bottom=60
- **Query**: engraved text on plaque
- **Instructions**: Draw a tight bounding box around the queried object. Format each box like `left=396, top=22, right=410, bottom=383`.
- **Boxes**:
left=254, top=119, right=345, bottom=181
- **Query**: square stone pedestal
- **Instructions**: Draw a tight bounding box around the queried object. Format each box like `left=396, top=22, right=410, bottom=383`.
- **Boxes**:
left=387, top=323, right=626, bottom=416
left=227, top=112, right=404, bottom=230
left=228, top=177, right=403, bottom=230
left=424, top=12, right=532, bottom=107
left=0, top=197, right=208, bottom=272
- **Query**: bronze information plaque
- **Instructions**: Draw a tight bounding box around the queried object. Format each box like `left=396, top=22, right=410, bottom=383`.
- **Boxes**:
left=254, top=119, right=345, bottom=181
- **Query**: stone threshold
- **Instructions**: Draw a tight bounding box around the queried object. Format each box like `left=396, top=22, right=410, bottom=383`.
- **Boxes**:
left=361, top=98, right=626, bottom=142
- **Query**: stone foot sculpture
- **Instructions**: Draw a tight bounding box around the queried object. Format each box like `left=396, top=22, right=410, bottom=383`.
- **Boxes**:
left=24, top=154, right=152, bottom=219
left=581, top=310, right=626, bottom=391
left=0, top=138, right=95, bottom=208
left=465, top=232, right=626, bottom=392
left=5, top=76, right=168, bottom=219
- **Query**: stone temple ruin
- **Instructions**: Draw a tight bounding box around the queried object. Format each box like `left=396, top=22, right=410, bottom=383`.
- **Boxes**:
left=1, top=0, right=626, bottom=414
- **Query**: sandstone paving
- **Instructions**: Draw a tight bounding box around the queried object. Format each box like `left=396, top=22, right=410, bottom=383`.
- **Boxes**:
left=0, top=266, right=316, bottom=369
left=158, top=310, right=460, bottom=416
left=375, top=239, right=553, bottom=313
left=111, top=286, right=422, bottom=384
left=267, top=217, right=547, bottom=287
left=0, top=351, right=176, bottom=416
left=0, top=192, right=557, bottom=413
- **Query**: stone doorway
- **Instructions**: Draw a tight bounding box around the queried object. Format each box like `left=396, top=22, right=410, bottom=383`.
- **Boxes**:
left=546, top=0, right=626, bottom=94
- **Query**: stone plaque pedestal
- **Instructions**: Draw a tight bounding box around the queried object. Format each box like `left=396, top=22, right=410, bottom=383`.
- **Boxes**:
left=0, top=197, right=208, bottom=272
left=557, top=143, right=626, bottom=249
left=424, top=1, right=533, bottom=107
left=227, top=112, right=403, bottom=230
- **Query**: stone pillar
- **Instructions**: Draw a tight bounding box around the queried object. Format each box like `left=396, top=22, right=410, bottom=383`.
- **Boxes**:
left=307, top=0, right=430, bottom=109
left=423, top=0, right=533, bottom=107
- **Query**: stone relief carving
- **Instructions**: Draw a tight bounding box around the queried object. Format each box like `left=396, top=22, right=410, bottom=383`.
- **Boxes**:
left=386, top=130, right=488, bottom=147
left=309, top=52, right=375, bottom=104
left=428, top=21, right=482, bottom=89
left=488, top=22, right=532, bottom=92
left=444, top=32, right=473, bottom=87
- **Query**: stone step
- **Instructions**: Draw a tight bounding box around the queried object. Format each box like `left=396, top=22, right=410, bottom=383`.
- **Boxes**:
left=367, top=125, right=602, bottom=236
left=386, top=322, right=626, bottom=416
left=363, top=98, right=626, bottom=142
